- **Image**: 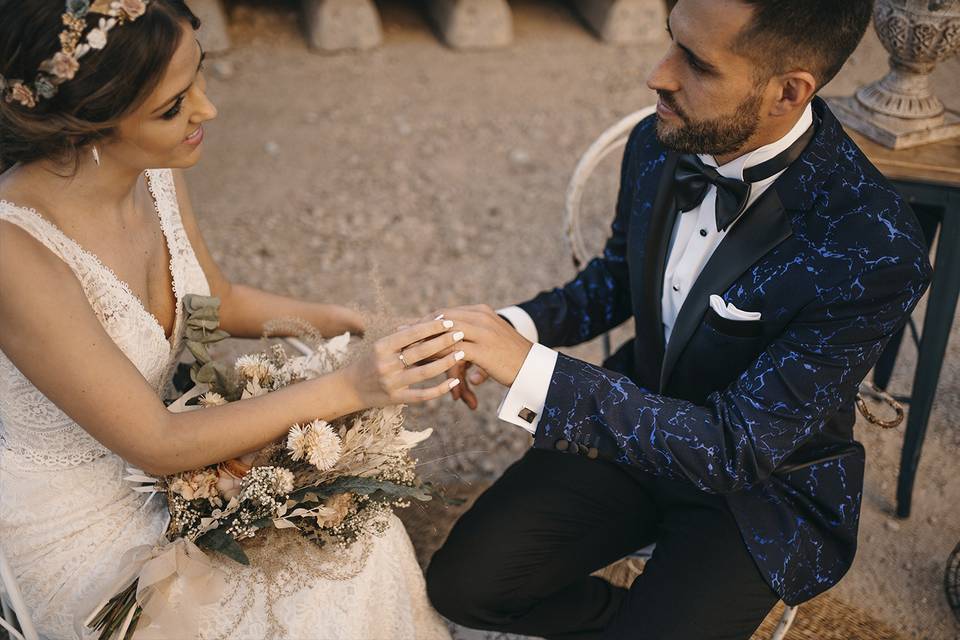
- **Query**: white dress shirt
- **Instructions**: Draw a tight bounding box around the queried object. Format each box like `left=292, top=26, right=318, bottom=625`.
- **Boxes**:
left=496, top=104, right=814, bottom=435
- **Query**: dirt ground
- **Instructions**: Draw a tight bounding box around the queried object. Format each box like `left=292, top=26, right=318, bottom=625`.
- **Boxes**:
left=188, top=2, right=960, bottom=638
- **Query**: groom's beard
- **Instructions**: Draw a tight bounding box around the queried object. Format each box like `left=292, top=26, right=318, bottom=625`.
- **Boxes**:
left=655, top=89, right=764, bottom=159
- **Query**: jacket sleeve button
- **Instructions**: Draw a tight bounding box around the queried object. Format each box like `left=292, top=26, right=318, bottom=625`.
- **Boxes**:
left=555, top=439, right=570, bottom=452
left=587, top=447, right=599, bottom=460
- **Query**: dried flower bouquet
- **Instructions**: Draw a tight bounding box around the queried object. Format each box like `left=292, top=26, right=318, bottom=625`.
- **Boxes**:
left=85, top=295, right=442, bottom=640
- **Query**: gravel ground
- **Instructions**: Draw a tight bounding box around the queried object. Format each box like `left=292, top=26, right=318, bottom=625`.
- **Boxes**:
left=188, top=2, right=960, bottom=638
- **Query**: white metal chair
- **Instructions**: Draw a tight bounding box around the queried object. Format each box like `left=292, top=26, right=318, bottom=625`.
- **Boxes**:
left=0, top=544, right=39, bottom=640
left=565, top=105, right=799, bottom=640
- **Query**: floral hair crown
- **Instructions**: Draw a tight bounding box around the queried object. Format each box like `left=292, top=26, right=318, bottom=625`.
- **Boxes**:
left=0, top=0, right=150, bottom=109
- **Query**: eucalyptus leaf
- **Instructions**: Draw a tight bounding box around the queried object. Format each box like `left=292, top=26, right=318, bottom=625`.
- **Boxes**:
left=183, top=294, right=221, bottom=313
left=186, top=340, right=209, bottom=363
left=194, top=361, right=220, bottom=384
left=188, top=318, right=220, bottom=331
left=323, top=476, right=433, bottom=502
left=196, top=529, right=249, bottom=565
left=205, top=329, right=231, bottom=343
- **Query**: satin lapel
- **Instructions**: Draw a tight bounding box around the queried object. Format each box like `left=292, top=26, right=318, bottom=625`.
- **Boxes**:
left=658, top=187, right=793, bottom=392
left=640, top=152, right=680, bottom=374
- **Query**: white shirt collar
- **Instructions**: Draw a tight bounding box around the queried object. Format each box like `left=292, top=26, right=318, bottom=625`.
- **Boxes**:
left=699, top=103, right=814, bottom=181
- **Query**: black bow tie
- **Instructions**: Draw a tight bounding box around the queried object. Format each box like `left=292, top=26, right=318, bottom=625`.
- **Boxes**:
left=673, top=122, right=816, bottom=232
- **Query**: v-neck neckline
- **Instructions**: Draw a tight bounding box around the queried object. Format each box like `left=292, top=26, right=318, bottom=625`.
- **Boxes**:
left=0, top=170, right=181, bottom=349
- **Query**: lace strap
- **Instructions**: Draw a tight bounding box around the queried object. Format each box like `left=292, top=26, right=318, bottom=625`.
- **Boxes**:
left=0, top=200, right=94, bottom=278
left=145, top=168, right=192, bottom=296
left=145, top=169, right=179, bottom=228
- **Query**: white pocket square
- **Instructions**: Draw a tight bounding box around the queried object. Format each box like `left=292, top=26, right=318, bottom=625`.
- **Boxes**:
left=709, top=295, right=762, bottom=321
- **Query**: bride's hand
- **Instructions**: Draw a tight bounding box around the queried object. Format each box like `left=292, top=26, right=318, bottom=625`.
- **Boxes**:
left=342, top=319, right=466, bottom=408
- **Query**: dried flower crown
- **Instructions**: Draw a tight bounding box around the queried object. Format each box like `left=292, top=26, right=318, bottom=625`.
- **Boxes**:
left=0, top=0, right=150, bottom=109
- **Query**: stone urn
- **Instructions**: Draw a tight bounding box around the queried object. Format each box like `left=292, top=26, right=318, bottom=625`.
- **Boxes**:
left=833, top=0, right=960, bottom=149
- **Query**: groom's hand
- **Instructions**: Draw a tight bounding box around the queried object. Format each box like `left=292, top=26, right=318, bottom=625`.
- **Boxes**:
left=447, top=360, right=489, bottom=410
left=431, top=304, right=533, bottom=391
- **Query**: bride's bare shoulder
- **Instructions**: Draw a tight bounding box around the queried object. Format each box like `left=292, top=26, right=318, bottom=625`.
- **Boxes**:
left=0, top=172, right=84, bottom=311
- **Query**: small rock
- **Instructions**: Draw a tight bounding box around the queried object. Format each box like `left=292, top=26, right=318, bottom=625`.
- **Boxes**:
left=885, top=519, right=901, bottom=532
left=509, top=148, right=531, bottom=166
left=264, top=141, right=280, bottom=156
left=927, top=515, right=938, bottom=526
left=211, top=60, right=234, bottom=80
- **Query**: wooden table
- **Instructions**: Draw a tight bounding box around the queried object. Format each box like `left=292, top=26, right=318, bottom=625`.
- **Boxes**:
left=845, top=130, right=960, bottom=519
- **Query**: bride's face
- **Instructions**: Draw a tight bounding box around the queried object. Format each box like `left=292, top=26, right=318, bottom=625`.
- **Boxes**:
left=107, top=21, right=217, bottom=170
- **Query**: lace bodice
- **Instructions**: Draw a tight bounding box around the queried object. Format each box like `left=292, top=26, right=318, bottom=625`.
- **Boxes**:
left=0, top=168, right=210, bottom=469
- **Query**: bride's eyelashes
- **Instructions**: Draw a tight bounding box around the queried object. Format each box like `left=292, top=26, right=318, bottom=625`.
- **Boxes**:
left=160, top=59, right=206, bottom=121
left=161, top=95, right=186, bottom=120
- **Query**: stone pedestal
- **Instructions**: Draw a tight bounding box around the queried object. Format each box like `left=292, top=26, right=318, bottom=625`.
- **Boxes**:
left=426, top=0, right=513, bottom=50
left=832, top=96, right=960, bottom=150
left=832, top=0, right=960, bottom=149
left=303, top=0, right=383, bottom=53
left=191, top=0, right=231, bottom=54
left=572, top=0, right=666, bottom=45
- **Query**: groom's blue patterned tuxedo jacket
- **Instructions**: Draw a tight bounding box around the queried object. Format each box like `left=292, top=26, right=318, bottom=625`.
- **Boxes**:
left=515, top=98, right=932, bottom=605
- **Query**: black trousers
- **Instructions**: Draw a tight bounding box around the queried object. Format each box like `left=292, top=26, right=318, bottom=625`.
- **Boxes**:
left=426, top=448, right=779, bottom=640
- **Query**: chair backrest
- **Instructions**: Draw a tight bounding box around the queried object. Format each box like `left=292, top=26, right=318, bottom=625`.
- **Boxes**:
left=564, top=105, right=657, bottom=270
left=0, top=544, right=39, bottom=640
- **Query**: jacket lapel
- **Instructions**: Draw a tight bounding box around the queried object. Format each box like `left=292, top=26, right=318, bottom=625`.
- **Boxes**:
left=658, top=187, right=793, bottom=391
left=639, top=152, right=680, bottom=374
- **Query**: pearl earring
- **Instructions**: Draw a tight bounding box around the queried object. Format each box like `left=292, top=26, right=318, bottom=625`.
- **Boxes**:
left=92, top=146, right=100, bottom=167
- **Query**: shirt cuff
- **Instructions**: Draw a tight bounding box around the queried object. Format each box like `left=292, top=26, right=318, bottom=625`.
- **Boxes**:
left=497, top=306, right=539, bottom=343
left=497, top=343, right=559, bottom=435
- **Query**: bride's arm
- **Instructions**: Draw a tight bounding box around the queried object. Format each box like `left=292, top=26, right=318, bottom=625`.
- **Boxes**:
left=171, top=170, right=365, bottom=339
left=0, top=223, right=460, bottom=476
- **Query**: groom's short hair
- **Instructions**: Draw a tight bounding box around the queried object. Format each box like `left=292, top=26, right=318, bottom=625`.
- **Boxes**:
left=733, top=0, right=874, bottom=89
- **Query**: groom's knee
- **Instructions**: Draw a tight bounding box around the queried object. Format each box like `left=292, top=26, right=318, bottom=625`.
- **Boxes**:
left=426, top=544, right=523, bottom=628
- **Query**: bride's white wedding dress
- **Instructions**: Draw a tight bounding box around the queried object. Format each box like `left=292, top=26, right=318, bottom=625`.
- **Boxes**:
left=0, top=169, right=451, bottom=640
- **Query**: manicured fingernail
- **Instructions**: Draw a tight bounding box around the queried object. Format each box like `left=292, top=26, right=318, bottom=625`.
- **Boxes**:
left=453, top=331, right=465, bottom=342
left=470, top=372, right=482, bottom=383
left=454, top=350, right=466, bottom=361
left=448, top=378, right=461, bottom=389
left=442, top=320, right=454, bottom=329
left=435, top=314, right=445, bottom=321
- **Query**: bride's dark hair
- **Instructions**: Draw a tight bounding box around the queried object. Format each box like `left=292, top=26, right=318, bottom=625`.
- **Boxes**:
left=0, top=0, right=200, bottom=172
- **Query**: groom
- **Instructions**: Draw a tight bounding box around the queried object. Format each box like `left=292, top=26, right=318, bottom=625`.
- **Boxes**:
left=424, top=0, right=932, bottom=638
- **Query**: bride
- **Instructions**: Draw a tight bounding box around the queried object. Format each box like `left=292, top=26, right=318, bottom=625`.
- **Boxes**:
left=0, top=1, right=459, bottom=638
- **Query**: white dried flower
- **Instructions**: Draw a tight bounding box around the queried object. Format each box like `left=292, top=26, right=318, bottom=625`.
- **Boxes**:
left=275, top=468, right=295, bottom=495
left=198, top=391, right=226, bottom=407
left=87, top=28, right=107, bottom=50
left=286, top=423, right=309, bottom=461
left=235, top=354, right=272, bottom=384
left=305, top=419, right=342, bottom=471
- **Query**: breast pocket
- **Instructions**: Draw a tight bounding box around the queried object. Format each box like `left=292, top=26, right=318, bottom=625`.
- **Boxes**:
left=669, top=310, right=769, bottom=401
left=703, top=307, right=764, bottom=338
